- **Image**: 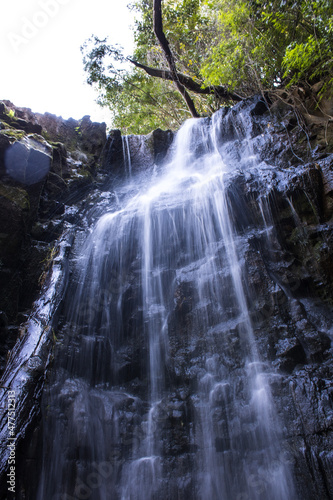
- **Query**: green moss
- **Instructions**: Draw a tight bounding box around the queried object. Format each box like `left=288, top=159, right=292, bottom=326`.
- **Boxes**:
left=79, top=168, right=93, bottom=179
left=285, top=227, right=310, bottom=255
left=38, top=245, right=60, bottom=287
left=27, top=133, right=47, bottom=142
left=74, top=125, right=82, bottom=137
left=293, top=195, right=318, bottom=223
left=2, top=128, right=26, bottom=141
left=0, top=183, right=30, bottom=210
left=42, top=130, right=52, bottom=142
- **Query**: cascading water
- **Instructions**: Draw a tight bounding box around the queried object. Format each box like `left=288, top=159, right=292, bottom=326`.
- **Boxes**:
left=37, top=107, right=297, bottom=500
left=122, top=136, right=132, bottom=177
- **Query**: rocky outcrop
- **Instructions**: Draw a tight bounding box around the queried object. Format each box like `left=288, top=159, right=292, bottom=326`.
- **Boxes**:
left=269, top=83, right=333, bottom=153
left=0, top=232, right=72, bottom=492
left=1, top=101, right=107, bottom=159
left=101, top=127, right=173, bottom=177
left=0, top=101, right=108, bottom=374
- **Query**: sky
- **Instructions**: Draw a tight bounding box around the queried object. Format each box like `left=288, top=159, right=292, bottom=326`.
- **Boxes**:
left=0, top=0, right=135, bottom=124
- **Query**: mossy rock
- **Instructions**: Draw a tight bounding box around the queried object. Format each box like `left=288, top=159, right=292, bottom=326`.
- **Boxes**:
left=1, top=128, right=26, bottom=142
left=27, top=133, right=51, bottom=146
left=78, top=168, right=93, bottom=179
left=0, top=182, right=30, bottom=210
left=0, top=186, right=30, bottom=269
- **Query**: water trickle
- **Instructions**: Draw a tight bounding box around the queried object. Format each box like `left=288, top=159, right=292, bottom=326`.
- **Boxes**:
left=38, top=107, right=297, bottom=499
left=122, top=136, right=132, bottom=177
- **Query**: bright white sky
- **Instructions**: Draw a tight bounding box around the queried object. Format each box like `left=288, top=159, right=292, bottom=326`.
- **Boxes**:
left=0, top=0, right=135, bottom=124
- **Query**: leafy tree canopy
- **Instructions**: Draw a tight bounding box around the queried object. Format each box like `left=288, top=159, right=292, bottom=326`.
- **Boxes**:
left=202, top=0, right=333, bottom=92
left=82, top=0, right=333, bottom=133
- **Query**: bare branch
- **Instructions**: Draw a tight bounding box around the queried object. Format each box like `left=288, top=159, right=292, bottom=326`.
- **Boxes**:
left=128, top=58, right=243, bottom=101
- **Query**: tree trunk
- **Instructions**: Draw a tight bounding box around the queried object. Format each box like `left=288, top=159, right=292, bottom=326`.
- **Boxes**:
left=153, top=0, right=200, bottom=118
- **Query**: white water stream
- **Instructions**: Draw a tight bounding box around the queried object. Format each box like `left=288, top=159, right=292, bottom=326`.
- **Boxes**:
left=38, top=110, right=296, bottom=500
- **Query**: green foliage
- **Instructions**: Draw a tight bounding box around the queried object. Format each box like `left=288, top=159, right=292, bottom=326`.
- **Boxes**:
left=81, top=2, right=217, bottom=134
left=103, top=70, right=190, bottom=134
left=81, top=35, right=188, bottom=133
left=201, top=0, right=282, bottom=92
left=81, top=36, right=127, bottom=94
left=133, top=0, right=211, bottom=77
left=82, top=0, right=333, bottom=133
left=163, top=0, right=212, bottom=78
left=201, top=1, right=256, bottom=92
left=283, top=36, right=329, bottom=85
left=260, top=0, right=333, bottom=87
left=201, top=0, right=333, bottom=93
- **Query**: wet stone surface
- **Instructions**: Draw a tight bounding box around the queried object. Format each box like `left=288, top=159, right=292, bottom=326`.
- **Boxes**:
left=1, top=96, right=333, bottom=499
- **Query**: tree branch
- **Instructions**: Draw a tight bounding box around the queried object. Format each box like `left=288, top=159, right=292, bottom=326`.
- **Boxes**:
left=128, top=58, right=243, bottom=101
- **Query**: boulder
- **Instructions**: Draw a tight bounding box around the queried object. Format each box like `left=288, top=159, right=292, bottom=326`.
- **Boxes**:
left=4, top=136, right=52, bottom=185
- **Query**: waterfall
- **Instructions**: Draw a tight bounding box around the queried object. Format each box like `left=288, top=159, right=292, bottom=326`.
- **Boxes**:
left=37, top=108, right=297, bottom=500
left=122, top=136, right=132, bottom=177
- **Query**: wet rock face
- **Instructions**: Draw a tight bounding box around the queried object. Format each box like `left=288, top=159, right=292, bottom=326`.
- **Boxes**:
left=0, top=101, right=109, bottom=375
left=4, top=138, right=52, bottom=185
left=213, top=102, right=333, bottom=497
left=101, top=127, right=174, bottom=178
left=21, top=99, right=331, bottom=500
left=1, top=95, right=333, bottom=499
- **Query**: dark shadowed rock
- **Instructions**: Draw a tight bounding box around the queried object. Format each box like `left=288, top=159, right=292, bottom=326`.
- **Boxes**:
left=148, top=128, right=174, bottom=164
left=4, top=138, right=51, bottom=185
left=102, top=129, right=124, bottom=174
